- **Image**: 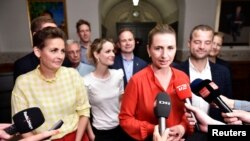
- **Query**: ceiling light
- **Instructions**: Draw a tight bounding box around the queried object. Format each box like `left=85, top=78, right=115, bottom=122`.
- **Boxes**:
left=133, top=0, right=139, bottom=6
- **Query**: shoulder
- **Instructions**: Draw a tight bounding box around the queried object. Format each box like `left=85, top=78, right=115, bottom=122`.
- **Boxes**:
left=172, top=67, right=189, bottom=78
left=60, top=67, right=80, bottom=76
left=134, top=56, right=147, bottom=65
left=110, top=68, right=124, bottom=78
left=14, top=52, right=37, bottom=66
left=131, top=66, right=150, bottom=79
left=80, top=62, right=95, bottom=69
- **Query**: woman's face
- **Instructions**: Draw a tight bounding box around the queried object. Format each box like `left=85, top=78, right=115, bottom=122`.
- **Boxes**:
left=95, top=41, right=115, bottom=66
left=35, top=38, right=65, bottom=72
left=148, top=33, right=176, bottom=69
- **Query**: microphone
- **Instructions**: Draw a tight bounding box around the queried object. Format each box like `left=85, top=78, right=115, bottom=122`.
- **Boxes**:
left=4, top=107, right=45, bottom=135
left=190, top=79, right=233, bottom=113
left=174, top=79, right=200, bottom=131
left=154, top=92, right=171, bottom=135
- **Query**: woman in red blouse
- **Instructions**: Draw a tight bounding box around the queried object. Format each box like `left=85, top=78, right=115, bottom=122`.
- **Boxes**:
left=119, top=24, right=193, bottom=141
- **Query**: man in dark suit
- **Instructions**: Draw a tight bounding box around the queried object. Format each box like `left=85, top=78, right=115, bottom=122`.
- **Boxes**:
left=175, top=25, right=233, bottom=123
left=13, top=16, right=71, bottom=82
left=111, top=28, right=148, bottom=87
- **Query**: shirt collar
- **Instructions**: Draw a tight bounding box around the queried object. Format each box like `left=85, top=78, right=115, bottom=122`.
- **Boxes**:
left=35, top=65, right=61, bottom=82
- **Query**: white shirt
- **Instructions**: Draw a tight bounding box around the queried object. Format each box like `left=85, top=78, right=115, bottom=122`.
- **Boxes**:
left=189, top=58, right=212, bottom=114
left=83, top=69, right=124, bottom=130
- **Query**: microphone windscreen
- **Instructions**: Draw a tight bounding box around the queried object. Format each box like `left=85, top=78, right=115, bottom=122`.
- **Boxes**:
left=191, top=79, right=220, bottom=103
left=190, top=79, right=203, bottom=94
left=13, top=107, right=45, bottom=133
left=154, top=92, right=171, bottom=118
left=174, top=79, right=192, bottom=100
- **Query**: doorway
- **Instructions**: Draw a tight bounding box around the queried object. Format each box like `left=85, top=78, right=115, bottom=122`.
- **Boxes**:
left=117, top=22, right=156, bottom=63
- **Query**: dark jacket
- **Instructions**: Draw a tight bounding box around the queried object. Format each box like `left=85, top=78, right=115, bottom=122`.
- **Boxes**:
left=110, top=53, right=148, bottom=87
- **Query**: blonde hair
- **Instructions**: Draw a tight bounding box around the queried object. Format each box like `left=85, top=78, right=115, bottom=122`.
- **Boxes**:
left=87, top=38, right=114, bottom=65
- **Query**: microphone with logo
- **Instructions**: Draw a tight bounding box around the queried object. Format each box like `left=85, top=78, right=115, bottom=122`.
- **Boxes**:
left=154, top=92, right=171, bottom=135
left=190, top=79, right=233, bottom=113
left=4, top=107, right=45, bottom=135
left=174, top=79, right=200, bottom=131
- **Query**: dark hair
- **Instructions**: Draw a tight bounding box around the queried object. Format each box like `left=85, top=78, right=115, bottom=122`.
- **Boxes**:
left=33, top=27, right=66, bottom=50
left=88, top=38, right=114, bottom=65
left=189, top=24, right=214, bottom=41
left=31, top=16, right=55, bottom=33
left=41, top=10, right=54, bottom=19
left=76, top=19, right=91, bottom=32
left=148, top=24, right=176, bottom=47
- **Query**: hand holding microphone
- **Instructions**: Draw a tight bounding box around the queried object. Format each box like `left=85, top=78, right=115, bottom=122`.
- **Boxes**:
left=4, top=107, right=45, bottom=135
left=154, top=92, right=171, bottom=136
left=174, top=80, right=200, bottom=131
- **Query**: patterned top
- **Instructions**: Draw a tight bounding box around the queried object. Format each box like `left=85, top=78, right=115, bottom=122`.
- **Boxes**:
left=11, top=66, right=90, bottom=139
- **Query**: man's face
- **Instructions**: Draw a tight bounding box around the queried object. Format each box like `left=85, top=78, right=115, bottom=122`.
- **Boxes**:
left=118, top=31, right=135, bottom=54
left=77, top=24, right=91, bottom=43
left=66, top=43, right=81, bottom=65
left=188, top=30, right=213, bottom=60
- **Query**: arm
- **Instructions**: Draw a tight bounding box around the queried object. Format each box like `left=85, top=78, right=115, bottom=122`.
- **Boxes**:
left=119, top=78, right=154, bottom=140
left=75, top=116, right=89, bottom=141
left=86, top=121, right=95, bottom=141
left=75, top=76, right=91, bottom=141
left=185, top=103, right=225, bottom=133
left=222, top=110, right=250, bottom=125
left=11, top=79, right=35, bottom=138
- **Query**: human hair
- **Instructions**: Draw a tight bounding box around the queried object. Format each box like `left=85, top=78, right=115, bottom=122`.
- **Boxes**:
left=189, top=24, right=214, bottom=41
left=118, top=28, right=135, bottom=41
left=31, top=16, right=55, bottom=33
left=66, top=39, right=80, bottom=48
left=41, top=10, right=54, bottom=19
left=33, top=27, right=66, bottom=50
left=88, top=38, right=114, bottom=65
left=214, top=32, right=224, bottom=39
left=148, top=24, right=176, bottom=47
left=76, top=19, right=91, bottom=32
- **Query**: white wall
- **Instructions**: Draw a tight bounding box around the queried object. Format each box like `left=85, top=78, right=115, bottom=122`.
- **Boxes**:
left=0, top=0, right=100, bottom=53
left=0, top=0, right=31, bottom=52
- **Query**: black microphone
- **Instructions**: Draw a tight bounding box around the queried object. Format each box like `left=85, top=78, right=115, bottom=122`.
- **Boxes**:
left=174, top=79, right=200, bottom=131
left=190, top=79, right=233, bottom=113
left=154, top=92, right=171, bottom=135
left=4, top=107, right=45, bottom=135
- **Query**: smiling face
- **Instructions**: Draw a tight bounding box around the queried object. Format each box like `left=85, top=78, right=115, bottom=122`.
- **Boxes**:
left=118, top=30, right=135, bottom=54
left=148, top=33, right=176, bottom=69
left=188, top=30, right=213, bottom=60
left=94, top=41, right=115, bottom=66
left=210, top=35, right=223, bottom=57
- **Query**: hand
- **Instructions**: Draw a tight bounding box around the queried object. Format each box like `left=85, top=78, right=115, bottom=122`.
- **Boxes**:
left=219, top=95, right=234, bottom=109
left=0, top=124, right=12, bottom=140
left=185, top=103, right=224, bottom=133
left=19, top=130, right=59, bottom=141
left=153, top=125, right=170, bottom=141
left=167, top=125, right=185, bottom=141
left=222, top=110, right=250, bottom=125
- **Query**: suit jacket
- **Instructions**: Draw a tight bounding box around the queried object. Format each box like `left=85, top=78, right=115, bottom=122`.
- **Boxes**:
left=14, top=52, right=72, bottom=82
left=174, top=60, right=233, bottom=122
left=110, top=53, right=148, bottom=87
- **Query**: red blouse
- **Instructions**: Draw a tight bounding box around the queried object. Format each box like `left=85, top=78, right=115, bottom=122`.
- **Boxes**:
left=119, top=66, right=193, bottom=140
